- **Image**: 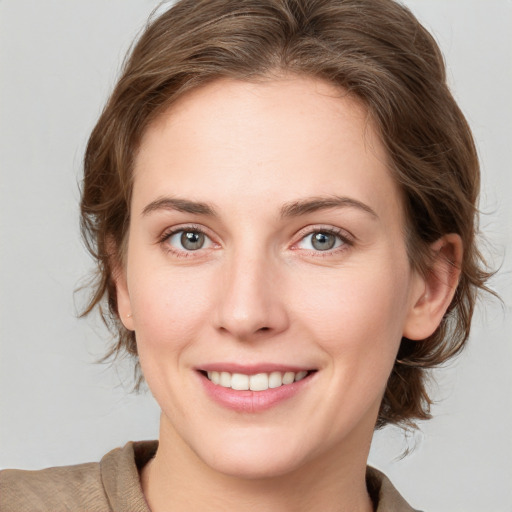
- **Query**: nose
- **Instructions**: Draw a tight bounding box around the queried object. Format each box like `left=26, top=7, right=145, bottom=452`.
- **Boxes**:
left=214, top=250, right=290, bottom=341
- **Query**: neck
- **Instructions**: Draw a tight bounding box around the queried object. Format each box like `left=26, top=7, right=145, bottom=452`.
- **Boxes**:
left=140, top=417, right=375, bottom=512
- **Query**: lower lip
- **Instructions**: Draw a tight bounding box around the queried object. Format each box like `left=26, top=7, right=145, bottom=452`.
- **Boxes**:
left=198, top=372, right=314, bottom=413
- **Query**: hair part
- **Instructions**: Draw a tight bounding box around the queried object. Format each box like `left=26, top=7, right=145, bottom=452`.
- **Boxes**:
left=80, top=0, right=493, bottom=428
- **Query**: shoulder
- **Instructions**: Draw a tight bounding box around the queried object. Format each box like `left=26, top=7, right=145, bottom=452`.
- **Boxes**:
left=0, top=441, right=157, bottom=512
left=367, top=466, right=422, bottom=512
left=0, top=460, right=106, bottom=512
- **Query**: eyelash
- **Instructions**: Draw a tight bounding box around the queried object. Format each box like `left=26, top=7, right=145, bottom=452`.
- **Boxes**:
left=292, top=226, right=354, bottom=256
left=158, top=224, right=216, bottom=258
left=158, top=224, right=354, bottom=258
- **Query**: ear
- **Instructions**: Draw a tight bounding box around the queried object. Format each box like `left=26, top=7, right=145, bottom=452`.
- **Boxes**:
left=108, top=237, right=135, bottom=332
left=114, top=266, right=135, bottom=332
left=403, top=234, right=463, bottom=340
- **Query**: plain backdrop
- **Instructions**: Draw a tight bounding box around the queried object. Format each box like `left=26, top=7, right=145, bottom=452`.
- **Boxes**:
left=0, top=1, right=511, bottom=511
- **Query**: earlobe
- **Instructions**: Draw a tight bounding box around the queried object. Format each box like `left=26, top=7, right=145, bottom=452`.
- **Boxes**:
left=403, top=234, right=463, bottom=341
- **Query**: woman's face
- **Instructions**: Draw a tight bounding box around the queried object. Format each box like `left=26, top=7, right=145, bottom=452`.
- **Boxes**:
left=118, top=77, right=425, bottom=478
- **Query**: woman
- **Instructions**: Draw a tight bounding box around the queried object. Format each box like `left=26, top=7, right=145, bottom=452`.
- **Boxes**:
left=0, top=0, right=501, bottom=510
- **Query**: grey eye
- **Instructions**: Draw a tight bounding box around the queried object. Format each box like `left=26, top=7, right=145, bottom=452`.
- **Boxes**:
left=311, top=232, right=336, bottom=251
left=167, top=229, right=212, bottom=251
left=180, top=231, right=205, bottom=250
left=297, top=230, right=344, bottom=252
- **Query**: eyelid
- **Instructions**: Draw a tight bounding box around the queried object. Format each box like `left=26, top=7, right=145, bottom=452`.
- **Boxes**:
left=158, top=223, right=205, bottom=241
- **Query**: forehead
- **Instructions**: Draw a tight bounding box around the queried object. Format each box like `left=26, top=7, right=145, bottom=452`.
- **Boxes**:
left=132, top=76, right=403, bottom=224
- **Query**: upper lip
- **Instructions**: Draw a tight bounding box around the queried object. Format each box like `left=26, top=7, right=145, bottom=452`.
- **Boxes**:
left=197, top=363, right=315, bottom=374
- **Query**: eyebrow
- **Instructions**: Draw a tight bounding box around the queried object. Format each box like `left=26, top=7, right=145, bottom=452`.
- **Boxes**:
left=280, top=196, right=378, bottom=219
left=141, top=195, right=378, bottom=219
left=141, top=197, right=217, bottom=217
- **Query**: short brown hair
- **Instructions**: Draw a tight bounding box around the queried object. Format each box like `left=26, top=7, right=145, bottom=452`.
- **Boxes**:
left=80, top=0, right=492, bottom=428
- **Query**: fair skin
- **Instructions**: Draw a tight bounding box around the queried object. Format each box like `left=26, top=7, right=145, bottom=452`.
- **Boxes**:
left=115, top=76, right=461, bottom=512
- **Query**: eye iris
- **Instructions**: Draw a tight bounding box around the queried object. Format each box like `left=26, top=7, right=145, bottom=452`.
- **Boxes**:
left=180, top=231, right=204, bottom=250
left=311, top=232, right=336, bottom=251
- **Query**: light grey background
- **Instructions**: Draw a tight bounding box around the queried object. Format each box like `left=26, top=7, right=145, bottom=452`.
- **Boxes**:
left=0, top=1, right=510, bottom=511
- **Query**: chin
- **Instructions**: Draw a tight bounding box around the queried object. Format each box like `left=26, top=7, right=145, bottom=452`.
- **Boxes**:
left=185, top=426, right=314, bottom=480
left=203, top=448, right=308, bottom=481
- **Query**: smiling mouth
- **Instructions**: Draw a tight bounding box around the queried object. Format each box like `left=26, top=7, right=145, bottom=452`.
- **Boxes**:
left=201, top=370, right=314, bottom=391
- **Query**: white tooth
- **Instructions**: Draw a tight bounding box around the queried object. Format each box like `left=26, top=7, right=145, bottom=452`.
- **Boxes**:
left=249, top=373, right=269, bottom=391
left=268, top=371, right=283, bottom=388
left=207, top=371, right=212, bottom=380
left=282, top=371, right=295, bottom=385
left=295, top=370, right=308, bottom=382
left=231, top=373, right=250, bottom=390
left=220, top=371, right=231, bottom=388
left=210, top=371, right=220, bottom=385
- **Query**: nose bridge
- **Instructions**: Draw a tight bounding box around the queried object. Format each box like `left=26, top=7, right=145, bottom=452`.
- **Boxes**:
left=215, top=242, right=288, bottom=340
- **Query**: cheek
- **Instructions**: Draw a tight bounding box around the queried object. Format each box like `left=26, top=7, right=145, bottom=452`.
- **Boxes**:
left=294, top=261, right=411, bottom=359
left=128, top=266, right=214, bottom=355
